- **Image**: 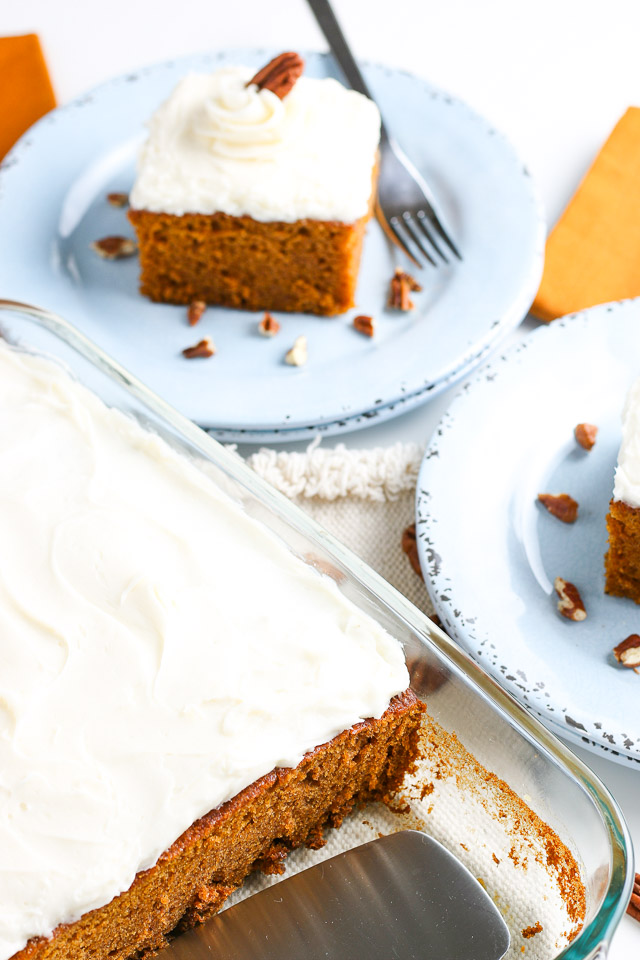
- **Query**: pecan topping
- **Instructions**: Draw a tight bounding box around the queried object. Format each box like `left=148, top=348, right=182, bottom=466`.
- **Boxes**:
left=247, top=52, right=304, bottom=100
left=628, top=874, right=640, bottom=922
left=554, top=578, right=586, bottom=621
left=284, top=335, right=307, bottom=366
left=90, top=236, right=137, bottom=259
left=106, top=191, right=129, bottom=208
left=575, top=422, right=598, bottom=450
left=538, top=493, right=579, bottom=523
left=187, top=300, right=206, bottom=326
left=258, top=312, right=281, bottom=337
left=613, top=635, right=640, bottom=670
left=182, top=338, right=215, bottom=359
left=353, top=314, right=375, bottom=337
left=388, top=267, right=423, bottom=311
left=402, top=523, right=423, bottom=579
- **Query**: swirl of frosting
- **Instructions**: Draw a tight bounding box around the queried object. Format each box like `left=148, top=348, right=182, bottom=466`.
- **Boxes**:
left=193, top=67, right=287, bottom=160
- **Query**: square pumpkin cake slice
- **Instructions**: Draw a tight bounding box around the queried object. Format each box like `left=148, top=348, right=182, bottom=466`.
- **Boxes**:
left=128, top=53, right=381, bottom=315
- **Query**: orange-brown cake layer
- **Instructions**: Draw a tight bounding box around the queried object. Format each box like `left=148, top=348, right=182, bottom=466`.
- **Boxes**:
left=605, top=498, right=640, bottom=603
left=128, top=210, right=370, bottom=316
left=14, top=690, right=424, bottom=960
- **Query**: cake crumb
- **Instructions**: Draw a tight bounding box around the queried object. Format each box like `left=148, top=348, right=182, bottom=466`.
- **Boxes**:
left=574, top=423, right=598, bottom=450
left=522, top=922, right=543, bottom=938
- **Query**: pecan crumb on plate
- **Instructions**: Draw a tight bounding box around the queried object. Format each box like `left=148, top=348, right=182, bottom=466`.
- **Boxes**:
left=388, top=267, right=422, bottom=311
left=182, top=338, right=215, bottom=359
left=574, top=422, right=598, bottom=450
left=353, top=314, right=375, bottom=337
left=187, top=300, right=206, bottom=326
left=258, top=312, right=281, bottom=337
left=284, top=336, right=307, bottom=366
left=613, top=635, right=640, bottom=670
left=554, top=578, right=586, bottom=621
left=90, top=236, right=137, bottom=259
left=538, top=492, right=579, bottom=523
left=106, top=191, right=129, bottom=208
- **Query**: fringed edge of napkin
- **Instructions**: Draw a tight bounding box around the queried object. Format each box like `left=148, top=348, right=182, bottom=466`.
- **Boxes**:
left=242, top=438, right=422, bottom=502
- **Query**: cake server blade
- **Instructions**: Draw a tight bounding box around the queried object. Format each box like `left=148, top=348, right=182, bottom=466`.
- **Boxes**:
left=163, top=830, right=510, bottom=960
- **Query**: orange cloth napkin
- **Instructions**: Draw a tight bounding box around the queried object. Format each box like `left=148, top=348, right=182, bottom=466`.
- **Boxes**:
left=0, top=34, right=56, bottom=160
left=532, top=107, right=640, bottom=321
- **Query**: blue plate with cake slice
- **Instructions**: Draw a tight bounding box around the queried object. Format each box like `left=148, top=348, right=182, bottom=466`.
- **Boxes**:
left=0, top=49, right=543, bottom=440
left=416, top=300, right=640, bottom=765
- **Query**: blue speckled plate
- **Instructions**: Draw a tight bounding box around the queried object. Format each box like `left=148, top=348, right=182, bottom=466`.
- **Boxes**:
left=417, top=301, right=640, bottom=765
left=0, top=49, right=543, bottom=437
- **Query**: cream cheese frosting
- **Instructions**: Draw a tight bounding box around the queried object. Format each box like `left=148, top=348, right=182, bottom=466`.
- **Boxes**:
left=0, top=340, right=408, bottom=960
left=613, top=376, right=640, bottom=506
left=129, top=65, right=381, bottom=222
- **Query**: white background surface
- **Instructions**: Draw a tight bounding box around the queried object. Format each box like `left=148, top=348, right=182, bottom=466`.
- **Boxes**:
left=4, top=0, right=640, bottom=954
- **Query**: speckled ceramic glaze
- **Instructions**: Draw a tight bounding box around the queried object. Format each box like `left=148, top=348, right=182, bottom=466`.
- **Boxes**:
left=0, top=50, right=543, bottom=439
left=417, top=301, right=640, bottom=765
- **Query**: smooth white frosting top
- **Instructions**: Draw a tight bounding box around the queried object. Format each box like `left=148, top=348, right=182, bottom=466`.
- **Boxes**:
left=613, top=376, right=640, bottom=506
left=129, top=65, right=380, bottom=222
left=0, top=340, right=408, bottom=960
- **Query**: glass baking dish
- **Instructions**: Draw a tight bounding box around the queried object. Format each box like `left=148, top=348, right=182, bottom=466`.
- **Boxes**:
left=0, top=298, right=632, bottom=960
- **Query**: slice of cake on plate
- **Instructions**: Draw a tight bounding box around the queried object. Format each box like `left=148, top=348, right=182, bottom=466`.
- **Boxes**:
left=0, top=339, right=422, bottom=960
left=128, top=53, right=380, bottom=315
left=605, top=377, right=640, bottom=601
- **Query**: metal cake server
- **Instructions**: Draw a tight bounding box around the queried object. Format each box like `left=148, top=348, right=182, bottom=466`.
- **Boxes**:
left=163, top=830, right=510, bottom=960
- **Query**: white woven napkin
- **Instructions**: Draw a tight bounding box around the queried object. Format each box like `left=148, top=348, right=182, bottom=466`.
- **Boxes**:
left=245, top=439, right=433, bottom=616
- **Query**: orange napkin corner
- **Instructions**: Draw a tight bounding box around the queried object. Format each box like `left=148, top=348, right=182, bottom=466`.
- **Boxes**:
left=0, top=33, right=56, bottom=161
left=532, top=107, right=640, bottom=322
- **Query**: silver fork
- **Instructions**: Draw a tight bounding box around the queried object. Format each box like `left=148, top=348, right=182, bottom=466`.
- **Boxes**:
left=306, top=0, right=461, bottom=268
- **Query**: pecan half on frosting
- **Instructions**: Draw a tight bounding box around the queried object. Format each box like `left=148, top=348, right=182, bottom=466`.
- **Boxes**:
left=247, top=52, right=305, bottom=99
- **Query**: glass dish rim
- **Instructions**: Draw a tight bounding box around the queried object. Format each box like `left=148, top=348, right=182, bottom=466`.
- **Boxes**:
left=0, top=297, right=633, bottom=959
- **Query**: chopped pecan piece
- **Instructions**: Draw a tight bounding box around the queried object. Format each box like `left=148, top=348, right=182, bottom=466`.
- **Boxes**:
left=247, top=52, right=304, bottom=99
left=187, top=300, right=206, bottom=326
left=353, top=314, right=375, bottom=337
left=90, top=236, right=137, bottom=259
left=574, top=422, right=598, bottom=450
left=401, top=523, right=423, bottom=579
left=106, top=191, right=129, bottom=208
left=613, top=635, right=640, bottom=670
left=284, top=335, right=307, bottom=367
left=538, top=493, right=579, bottom=523
left=182, top=338, right=215, bottom=359
left=554, top=578, right=586, bottom=621
left=388, top=267, right=423, bottom=311
left=628, top=874, right=640, bottom=922
left=258, top=312, right=281, bottom=337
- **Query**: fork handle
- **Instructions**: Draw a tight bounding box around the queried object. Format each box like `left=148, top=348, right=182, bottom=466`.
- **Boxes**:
left=306, top=0, right=388, bottom=138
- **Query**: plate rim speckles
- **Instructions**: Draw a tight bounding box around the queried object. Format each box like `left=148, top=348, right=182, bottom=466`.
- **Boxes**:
left=0, top=49, right=544, bottom=439
left=416, top=299, right=640, bottom=766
